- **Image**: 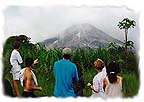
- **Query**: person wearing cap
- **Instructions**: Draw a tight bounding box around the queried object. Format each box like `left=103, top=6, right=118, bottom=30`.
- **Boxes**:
left=53, top=48, right=79, bottom=98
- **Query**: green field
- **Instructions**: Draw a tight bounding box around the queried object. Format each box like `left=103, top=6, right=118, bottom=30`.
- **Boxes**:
left=2, top=35, right=139, bottom=98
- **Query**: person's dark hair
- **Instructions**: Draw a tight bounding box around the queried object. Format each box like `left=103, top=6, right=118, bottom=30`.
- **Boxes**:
left=108, top=72, right=117, bottom=83
left=63, top=54, right=71, bottom=59
left=107, top=61, right=121, bottom=83
left=106, top=61, right=121, bottom=75
left=13, top=42, right=21, bottom=49
left=25, top=57, right=34, bottom=67
left=96, top=66, right=104, bottom=71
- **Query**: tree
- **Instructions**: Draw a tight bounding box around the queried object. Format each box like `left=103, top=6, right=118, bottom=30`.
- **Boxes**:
left=117, top=18, right=136, bottom=53
left=2, top=35, right=33, bottom=78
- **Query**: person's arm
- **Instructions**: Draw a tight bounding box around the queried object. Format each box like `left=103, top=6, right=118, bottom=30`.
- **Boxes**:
left=73, top=64, right=79, bottom=81
left=16, top=51, right=23, bottom=64
left=118, top=76, right=123, bottom=90
left=103, top=77, right=108, bottom=92
left=87, top=83, right=98, bottom=93
left=34, top=59, right=39, bottom=64
left=25, top=72, right=42, bottom=91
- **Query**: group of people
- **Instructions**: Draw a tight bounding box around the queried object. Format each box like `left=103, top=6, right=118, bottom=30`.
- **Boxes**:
left=88, top=59, right=122, bottom=99
left=9, top=42, right=42, bottom=97
left=8, top=41, right=122, bottom=98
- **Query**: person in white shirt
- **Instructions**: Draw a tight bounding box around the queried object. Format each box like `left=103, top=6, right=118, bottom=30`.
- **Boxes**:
left=10, top=42, right=23, bottom=97
left=90, top=59, right=107, bottom=99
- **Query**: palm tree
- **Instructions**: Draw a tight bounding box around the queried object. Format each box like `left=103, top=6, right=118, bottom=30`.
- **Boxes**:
left=117, top=18, right=136, bottom=53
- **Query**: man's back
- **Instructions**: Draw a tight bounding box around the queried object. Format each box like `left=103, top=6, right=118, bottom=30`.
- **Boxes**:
left=23, top=68, right=35, bottom=92
left=54, top=59, right=79, bottom=97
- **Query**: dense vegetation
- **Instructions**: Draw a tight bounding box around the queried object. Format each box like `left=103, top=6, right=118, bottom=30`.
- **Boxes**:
left=2, top=35, right=139, bottom=98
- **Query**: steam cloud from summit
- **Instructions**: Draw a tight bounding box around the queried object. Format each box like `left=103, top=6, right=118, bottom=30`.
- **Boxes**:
left=4, top=6, right=139, bottom=50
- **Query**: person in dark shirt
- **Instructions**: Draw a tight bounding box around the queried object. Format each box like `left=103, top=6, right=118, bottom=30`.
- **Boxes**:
left=73, top=63, right=85, bottom=96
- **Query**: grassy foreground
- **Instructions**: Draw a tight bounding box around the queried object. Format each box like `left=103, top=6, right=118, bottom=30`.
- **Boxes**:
left=2, top=35, right=139, bottom=98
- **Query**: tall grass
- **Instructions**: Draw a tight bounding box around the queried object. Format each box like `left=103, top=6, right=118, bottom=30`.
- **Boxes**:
left=2, top=39, right=139, bottom=97
left=122, top=72, right=140, bottom=97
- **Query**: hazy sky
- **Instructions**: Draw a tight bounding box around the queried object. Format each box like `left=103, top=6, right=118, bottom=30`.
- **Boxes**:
left=3, top=5, right=139, bottom=46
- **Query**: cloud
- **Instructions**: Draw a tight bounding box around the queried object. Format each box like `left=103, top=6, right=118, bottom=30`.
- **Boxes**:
left=3, top=5, right=139, bottom=46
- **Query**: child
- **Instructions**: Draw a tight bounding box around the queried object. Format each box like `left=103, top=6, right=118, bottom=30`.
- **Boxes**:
left=90, top=59, right=107, bottom=99
left=105, top=61, right=123, bottom=98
